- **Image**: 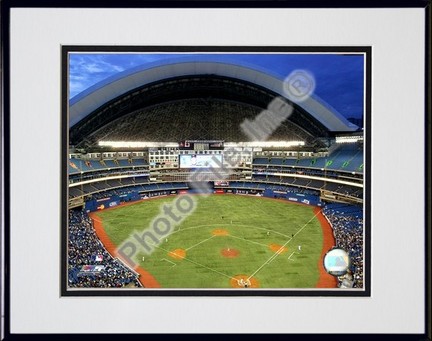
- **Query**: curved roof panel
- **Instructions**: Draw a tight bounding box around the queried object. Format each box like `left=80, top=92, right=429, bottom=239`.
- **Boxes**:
left=69, top=56, right=358, bottom=132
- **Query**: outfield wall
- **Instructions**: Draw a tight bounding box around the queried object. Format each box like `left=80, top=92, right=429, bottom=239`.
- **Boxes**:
left=84, top=185, right=323, bottom=213
left=85, top=196, right=121, bottom=212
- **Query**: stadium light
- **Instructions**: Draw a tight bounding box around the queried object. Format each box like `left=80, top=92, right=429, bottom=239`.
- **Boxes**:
left=225, top=141, right=305, bottom=148
left=98, top=141, right=179, bottom=148
left=99, top=141, right=306, bottom=149
left=335, top=135, right=363, bottom=144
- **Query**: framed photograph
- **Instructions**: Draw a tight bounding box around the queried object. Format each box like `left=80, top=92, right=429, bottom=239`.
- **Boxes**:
left=1, top=0, right=430, bottom=338
left=62, top=46, right=370, bottom=297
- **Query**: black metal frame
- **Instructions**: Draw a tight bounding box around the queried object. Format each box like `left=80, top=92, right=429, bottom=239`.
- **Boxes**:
left=1, top=1, right=430, bottom=340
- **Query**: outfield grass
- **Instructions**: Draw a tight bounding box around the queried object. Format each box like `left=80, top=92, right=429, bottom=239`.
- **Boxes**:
left=96, top=194, right=323, bottom=288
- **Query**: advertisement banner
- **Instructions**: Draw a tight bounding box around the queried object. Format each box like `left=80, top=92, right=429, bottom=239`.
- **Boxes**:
left=78, top=265, right=105, bottom=276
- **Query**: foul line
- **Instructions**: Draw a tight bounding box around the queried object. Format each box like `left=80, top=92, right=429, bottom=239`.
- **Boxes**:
left=186, top=235, right=216, bottom=251
left=161, top=258, right=176, bottom=267
left=247, top=209, right=322, bottom=281
left=287, top=252, right=296, bottom=261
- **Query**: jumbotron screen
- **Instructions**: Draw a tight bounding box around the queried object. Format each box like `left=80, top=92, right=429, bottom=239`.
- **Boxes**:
left=179, top=154, right=223, bottom=168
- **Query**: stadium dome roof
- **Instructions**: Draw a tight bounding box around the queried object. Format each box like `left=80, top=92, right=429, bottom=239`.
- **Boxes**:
left=69, top=56, right=358, bottom=133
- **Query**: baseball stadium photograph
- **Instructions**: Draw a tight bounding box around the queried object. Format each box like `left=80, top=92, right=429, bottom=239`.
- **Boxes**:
left=63, top=48, right=369, bottom=295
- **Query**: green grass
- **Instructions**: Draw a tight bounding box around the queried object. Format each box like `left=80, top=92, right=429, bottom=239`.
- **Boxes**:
left=96, top=195, right=323, bottom=288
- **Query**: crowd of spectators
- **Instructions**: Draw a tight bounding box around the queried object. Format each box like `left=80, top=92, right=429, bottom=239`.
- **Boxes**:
left=322, top=204, right=364, bottom=288
left=68, top=209, right=141, bottom=288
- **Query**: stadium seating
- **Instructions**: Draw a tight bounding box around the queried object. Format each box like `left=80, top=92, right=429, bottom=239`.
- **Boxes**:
left=132, top=159, right=148, bottom=166
left=251, top=143, right=363, bottom=173
left=103, top=159, right=117, bottom=168
left=117, top=159, right=130, bottom=167
left=269, top=158, right=284, bottom=165
left=120, top=177, right=135, bottom=186
left=68, top=157, right=149, bottom=175
left=69, top=161, right=80, bottom=174
left=322, top=203, right=363, bottom=288
left=69, top=187, right=83, bottom=197
left=291, top=178, right=310, bottom=186
left=253, top=158, right=269, bottom=165
left=296, top=158, right=313, bottom=167
left=68, top=210, right=140, bottom=288
left=283, top=158, right=297, bottom=166
left=134, top=177, right=150, bottom=184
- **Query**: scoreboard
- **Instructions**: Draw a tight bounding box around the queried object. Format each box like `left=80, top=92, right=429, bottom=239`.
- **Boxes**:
left=179, top=140, right=224, bottom=151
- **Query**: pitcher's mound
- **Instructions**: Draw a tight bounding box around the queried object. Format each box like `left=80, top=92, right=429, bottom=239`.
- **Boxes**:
left=221, top=248, right=239, bottom=258
left=212, top=229, right=229, bottom=236
left=269, top=243, right=288, bottom=254
left=230, top=275, right=260, bottom=288
left=168, top=248, right=186, bottom=260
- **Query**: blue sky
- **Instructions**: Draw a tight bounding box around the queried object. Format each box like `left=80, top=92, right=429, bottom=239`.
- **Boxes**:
left=69, top=53, right=364, bottom=120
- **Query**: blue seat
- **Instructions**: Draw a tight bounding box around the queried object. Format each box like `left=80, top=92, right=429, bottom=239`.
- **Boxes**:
left=117, top=159, right=131, bottom=167
left=104, top=160, right=117, bottom=168
left=269, top=158, right=283, bottom=165
left=253, top=158, right=269, bottom=165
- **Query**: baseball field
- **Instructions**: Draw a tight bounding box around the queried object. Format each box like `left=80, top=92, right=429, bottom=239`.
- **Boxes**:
left=90, top=194, right=336, bottom=289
